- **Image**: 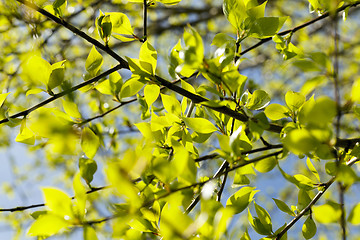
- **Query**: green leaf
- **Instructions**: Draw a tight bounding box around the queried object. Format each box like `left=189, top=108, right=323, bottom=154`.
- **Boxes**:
left=240, top=229, right=251, bottom=240
left=139, top=41, right=157, bottom=75
left=84, top=226, right=99, bottom=240
left=264, top=103, right=290, bottom=120
left=313, top=202, right=341, bottom=224
left=22, top=55, right=52, bottom=85
left=254, top=156, right=277, bottom=173
left=62, top=99, right=82, bottom=119
left=302, top=217, right=317, bottom=239
left=15, top=119, right=35, bottom=145
left=298, top=189, right=311, bottom=211
left=285, top=91, right=305, bottom=111
left=48, top=60, right=66, bottom=90
left=27, top=213, right=70, bottom=237
left=73, top=172, right=87, bottom=219
left=226, top=187, right=257, bottom=214
left=223, top=0, right=247, bottom=30
left=254, top=202, right=272, bottom=234
left=183, top=117, right=218, bottom=134
left=144, top=84, right=160, bottom=107
left=348, top=203, right=360, bottom=225
left=120, top=76, right=145, bottom=98
left=42, top=187, right=73, bottom=219
left=158, top=0, right=181, bottom=5
left=299, top=96, right=337, bottom=127
left=211, top=33, right=236, bottom=47
left=79, top=158, right=98, bottom=186
left=95, top=79, right=113, bottom=95
left=248, top=208, right=272, bottom=235
left=85, top=46, right=103, bottom=76
left=283, top=128, right=319, bottom=155
left=107, top=12, right=135, bottom=42
left=81, top=127, right=100, bottom=159
left=175, top=26, right=204, bottom=77
left=351, top=77, right=360, bottom=103
left=161, top=94, right=182, bottom=116
left=293, top=174, right=316, bottom=190
left=273, top=198, right=295, bottom=216
left=249, top=17, right=287, bottom=38
left=306, top=158, right=320, bottom=182
left=246, top=90, right=271, bottom=110
left=229, top=125, right=252, bottom=156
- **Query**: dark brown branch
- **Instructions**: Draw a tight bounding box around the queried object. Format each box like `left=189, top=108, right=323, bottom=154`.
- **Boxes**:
left=0, top=65, right=122, bottom=125
left=0, top=186, right=108, bottom=212
left=16, top=0, right=129, bottom=68
left=79, top=98, right=137, bottom=126
left=240, top=1, right=360, bottom=56
left=13, top=0, right=360, bottom=151
left=195, top=144, right=283, bottom=162
left=143, top=0, right=148, bottom=42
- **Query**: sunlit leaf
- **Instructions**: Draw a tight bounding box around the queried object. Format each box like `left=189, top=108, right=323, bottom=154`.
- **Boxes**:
left=226, top=187, right=257, bottom=214
left=79, top=158, right=98, bottom=186
left=42, top=187, right=73, bottom=219
left=302, top=217, right=317, bottom=239
left=183, top=117, right=218, bottom=134
left=85, top=46, right=103, bottom=75
left=264, top=103, right=290, bottom=120
left=27, top=213, right=70, bottom=237
left=81, top=127, right=100, bottom=159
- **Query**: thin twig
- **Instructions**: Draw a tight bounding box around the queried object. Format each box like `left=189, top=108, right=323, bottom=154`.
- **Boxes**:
left=143, top=0, right=148, bottom=42
left=239, top=0, right=360, bottom=56
left=79, top=98, right=137, bottom=126
left=275, top=158, right=359, bottom=239
left=0, top=65, right=122, bottom=125
left=0, top=186, right=108, bottom=212
left=332, top=10, right=347, bottom=240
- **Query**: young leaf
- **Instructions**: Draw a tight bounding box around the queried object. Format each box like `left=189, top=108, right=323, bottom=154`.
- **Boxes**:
left=302, top=217, right=317, bottom=239
left=107, top=12, right=135, bottom=42
left=79, top=158, right=98, bottom=186
left=120, top=76, right=145, bottom=98
left=73, top=173, right=87, bottom=219
left=223, top=0, right=247, bottom=30
left=42, top=187, right=73, bottom=219
left=246, top=90, right=271, bottom=110
left=264, top=103, right=290, bottom=120
left=158, top=0, right=181, bottom=5
left=249, top=17, right=287, bottom=38
left=139, top=41, right=157, bottom=75
left=22, top=55, right=52, bottom=85
left=161, top=94, right=182, bottom=116
left=285, top=91, right=305, bottom=111
left=27, top=213, right=70, bottom=237
left=84, top=226, right=99, bottom=240
left=81, top=127, right=100, bottom=159
left=226, top=187, right=257, bottom=214
left=273, top=198, right=295, bottom=216
left=85, top=46, right=103, bottom=76
left=254, top=202, right=273, bottom=234
left=144, top=84, right=160, bottom=107
left=62, top=99, right=82, bottom=119
left=183, top=117, right=218, bottom=134
left=15, top=119, right=35, bottom=145
left=306, top=158, right=320, bottom=182
left=313, top=202, right=341, bottom=224
left=348, top=203, right=360, bottom=225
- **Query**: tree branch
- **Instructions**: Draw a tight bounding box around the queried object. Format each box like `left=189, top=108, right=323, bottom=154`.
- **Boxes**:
left=240, top=1, right=360, bottom=56
left=0, top=65, right=122, bottom=125
left=0, top=186, right=108, bottom=212
left=275, top=158, right=359, bottom=239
